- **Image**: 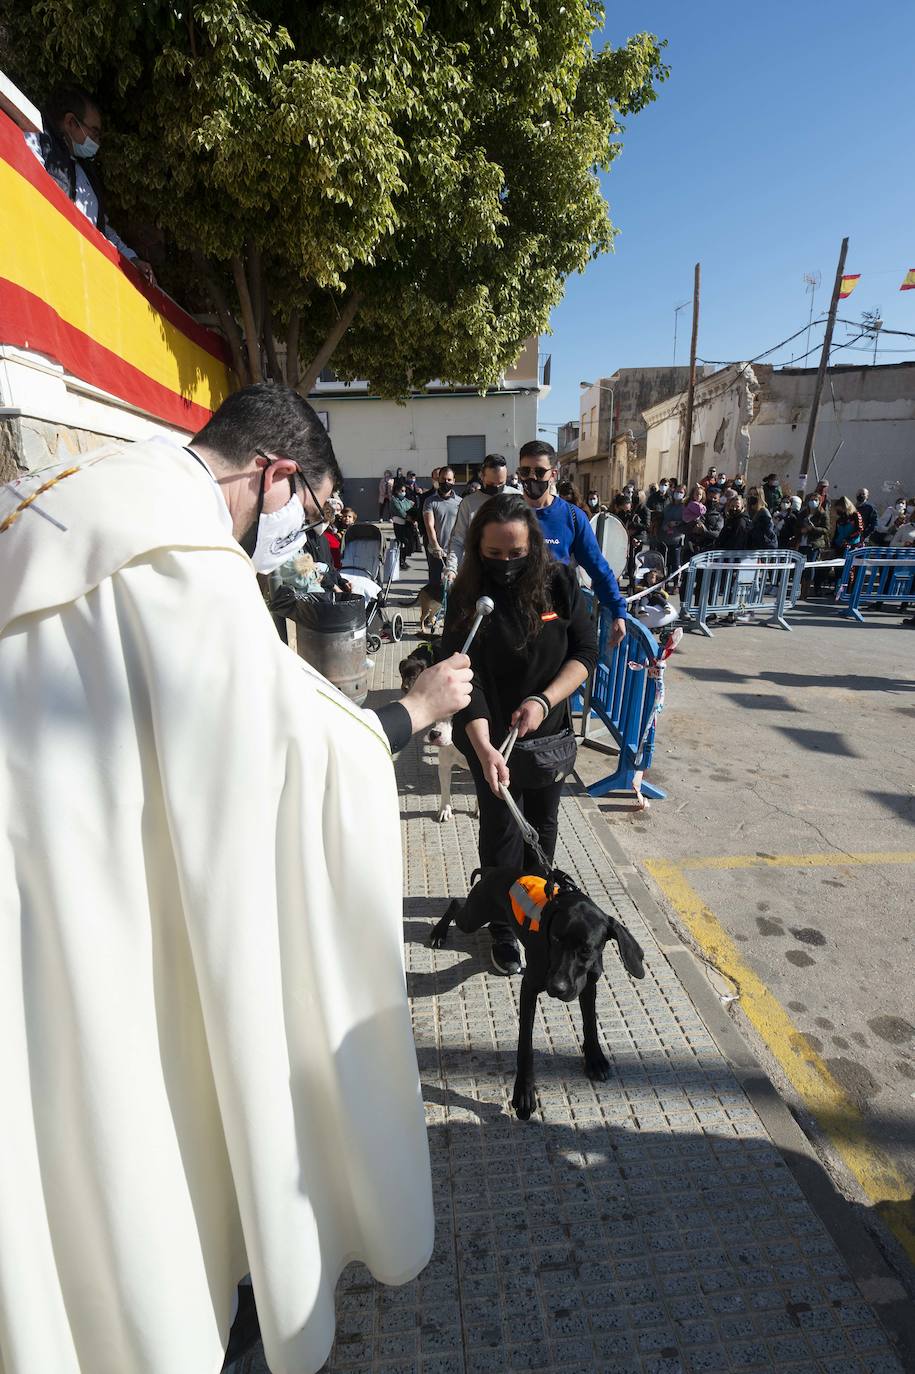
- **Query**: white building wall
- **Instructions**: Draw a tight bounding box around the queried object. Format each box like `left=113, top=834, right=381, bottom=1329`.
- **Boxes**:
left=315, top=390, right=540, bottom=517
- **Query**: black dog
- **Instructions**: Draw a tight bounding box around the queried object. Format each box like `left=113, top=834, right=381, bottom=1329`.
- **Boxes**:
left=428, top=867, right=645, bottom=1120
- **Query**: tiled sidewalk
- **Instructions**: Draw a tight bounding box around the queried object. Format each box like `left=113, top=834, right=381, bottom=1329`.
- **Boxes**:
left=241, top=564, right=903, bottom=1374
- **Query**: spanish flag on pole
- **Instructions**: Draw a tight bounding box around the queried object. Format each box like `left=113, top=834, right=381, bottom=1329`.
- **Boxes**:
left=899, top=269, right=915, bottom=292
left=838, top=274, right=861, bottom=299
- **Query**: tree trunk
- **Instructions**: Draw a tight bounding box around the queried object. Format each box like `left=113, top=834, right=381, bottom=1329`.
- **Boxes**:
left=199, top=256, right=249, bottom=385
left=285, top=311, right=301, bottom=388
left=263, top=286, right=283, bottom=384
left=297, top=291, right=363, bottom=396
left=231, top=253, right=263, bottom=383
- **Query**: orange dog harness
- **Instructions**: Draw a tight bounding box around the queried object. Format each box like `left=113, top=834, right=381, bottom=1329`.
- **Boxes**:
left=509, top=875, right=550, bottom=932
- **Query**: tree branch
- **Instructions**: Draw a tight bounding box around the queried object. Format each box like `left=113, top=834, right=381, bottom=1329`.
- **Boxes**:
left=197, top=255, right=248, bottom=385
left=298, top=290, right=363, bottom=396
left=263, top=285, right=283, bottom=383
left=232, top=253, right=263, bottom=383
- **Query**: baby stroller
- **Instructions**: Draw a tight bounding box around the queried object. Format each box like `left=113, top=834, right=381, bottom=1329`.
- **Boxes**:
left=340, top=523, right=404, bottom=652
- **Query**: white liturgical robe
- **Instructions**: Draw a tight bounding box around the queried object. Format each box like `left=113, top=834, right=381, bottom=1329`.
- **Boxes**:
left=0, top=440, right=433, bottom=1374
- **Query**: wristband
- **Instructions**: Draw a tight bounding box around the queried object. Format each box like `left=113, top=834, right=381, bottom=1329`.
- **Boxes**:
left=522, top=693, right=550, bottom=719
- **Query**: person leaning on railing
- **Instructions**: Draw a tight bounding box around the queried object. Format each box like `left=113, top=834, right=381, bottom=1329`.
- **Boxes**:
left=23, top=84, right=156, bottom=284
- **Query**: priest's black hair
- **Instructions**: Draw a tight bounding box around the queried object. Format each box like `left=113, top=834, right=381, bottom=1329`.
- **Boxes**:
left=193, top=383, right=343, bottom=491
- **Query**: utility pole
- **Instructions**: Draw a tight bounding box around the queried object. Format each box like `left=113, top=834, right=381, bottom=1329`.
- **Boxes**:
left=800, top=236, right=848, bottom=484
left=680, top=262, right=700, bottom=485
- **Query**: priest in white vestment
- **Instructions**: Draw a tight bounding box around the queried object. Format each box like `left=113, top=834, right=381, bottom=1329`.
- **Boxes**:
left=0, top=385, right=471, bottom=1374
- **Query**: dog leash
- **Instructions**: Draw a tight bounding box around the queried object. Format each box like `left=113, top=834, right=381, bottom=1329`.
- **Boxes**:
left=496, top=728, right=554, bottom=875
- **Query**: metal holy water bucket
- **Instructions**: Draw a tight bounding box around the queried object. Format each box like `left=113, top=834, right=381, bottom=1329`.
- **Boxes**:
left=293, top=595, right=369, bottom=705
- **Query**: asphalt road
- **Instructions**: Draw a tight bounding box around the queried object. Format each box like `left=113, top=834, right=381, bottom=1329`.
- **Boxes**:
left=574, top=597, right=915, bottom=1261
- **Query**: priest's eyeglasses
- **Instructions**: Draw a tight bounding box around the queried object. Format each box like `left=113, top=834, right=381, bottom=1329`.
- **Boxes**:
left=255, top=448, right=325, bottom=527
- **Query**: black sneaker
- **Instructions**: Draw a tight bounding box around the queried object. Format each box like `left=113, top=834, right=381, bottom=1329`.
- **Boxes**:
left=490, top=940, right=523, bottom=976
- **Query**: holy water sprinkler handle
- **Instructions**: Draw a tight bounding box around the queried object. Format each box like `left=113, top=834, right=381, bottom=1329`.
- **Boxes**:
left=460, top=595, right=494, bottom=654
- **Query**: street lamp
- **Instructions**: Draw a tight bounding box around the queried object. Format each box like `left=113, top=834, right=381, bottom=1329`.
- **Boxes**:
left=673, top=299, right=692, bottom=367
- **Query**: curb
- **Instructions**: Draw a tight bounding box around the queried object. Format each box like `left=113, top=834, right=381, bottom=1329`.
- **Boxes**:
left=575, top=782, right=915, bottom=1370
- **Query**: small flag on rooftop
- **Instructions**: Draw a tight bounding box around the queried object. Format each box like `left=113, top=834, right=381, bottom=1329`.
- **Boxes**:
left=899, top=269, right=915, bottom=292
left=838, top=274, right=861, bottom=299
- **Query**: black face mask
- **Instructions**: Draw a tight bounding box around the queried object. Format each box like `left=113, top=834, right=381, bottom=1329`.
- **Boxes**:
left=522, top=477, right=550, bottom=500
left=438, top=482, right=453, bottom=495
left=481, top=554, right=528, bottom=586
left=483, top=481, right=505, bottom=495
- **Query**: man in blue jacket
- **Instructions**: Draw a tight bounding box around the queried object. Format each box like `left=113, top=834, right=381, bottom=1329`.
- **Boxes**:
left=518, top=440, right=628, bottom=646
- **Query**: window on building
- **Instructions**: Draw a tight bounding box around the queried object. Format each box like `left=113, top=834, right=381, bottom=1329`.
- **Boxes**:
left=318, top=367, right=338, bottom=383
left=446, top=435, right=486, bottom=476
left=589, top=406, right=597, bottom=439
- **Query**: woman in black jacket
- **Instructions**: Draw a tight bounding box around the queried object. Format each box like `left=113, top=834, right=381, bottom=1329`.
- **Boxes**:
left=441, top=494, right=598, bottom=975
left=746, top=486, right=777, bottom=550
left=718, top=496, right=752, bottom=550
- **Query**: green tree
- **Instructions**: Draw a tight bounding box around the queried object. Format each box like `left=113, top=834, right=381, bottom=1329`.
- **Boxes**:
left=6, top=2, right=666, bottom=396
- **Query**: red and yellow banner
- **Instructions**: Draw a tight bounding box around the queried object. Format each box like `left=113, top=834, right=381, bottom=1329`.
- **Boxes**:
left=900, top=269, right=915, bottom=292
left=0, top=111, right=233, bottom=430
left=838, top=274, right=861, bottom=300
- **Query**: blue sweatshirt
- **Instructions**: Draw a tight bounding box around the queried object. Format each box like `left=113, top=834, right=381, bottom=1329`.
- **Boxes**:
left=533, top=497, right=627, bottom=620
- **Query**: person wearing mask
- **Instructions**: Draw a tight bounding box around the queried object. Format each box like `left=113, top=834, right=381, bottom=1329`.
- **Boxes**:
left=681, top=484, right=714, bottom=561
left=645, top=478, right=669, bottom=538
left=0, top=382, right=474, bottom=1374
left=831, top=497, right=864, bottom=557
left=718, top=496, right=752, bottom=551
left=557, top=479, right=588, bottom=511
left=389, top=478, right=416, bottom=568
left=613, top=490, right=647, bottom=585
left=890, top=500, right=915, bottom=547
left=378, top=469, right=393, bottom=520
left=659, top=482, right=688, bottom=575
left=416, top=466, right=441, bottom=572
left=423, top=467, right=463, bottom=584
left=515, top=440, right=628, bottom=646
left=761, top=473, right=784, bottom=512
left=775, top=496, right=801, bottom=550
left=442, top=453, right=508, bottom=582
left=873, top=497, right=906, bottom=546
left=25, top=85, right=156, bottom=283
left=586, top=490, right=603, bottom=515
left=797, top=494, right=831, bottom=596
left=746, top=486, right=777, bottom=549
left=441, top=495, right=598, bottom=975
left=856, top=488, right=878, bottom=542
left=695, top=486, right=725, bottom=547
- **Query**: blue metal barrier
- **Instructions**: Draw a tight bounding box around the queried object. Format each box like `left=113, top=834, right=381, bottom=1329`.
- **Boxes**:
left=579, top=596, right=666, bottom=800
left=835, top=547, right=915, bottom=622
left=681, top=548, right=804, bottom=636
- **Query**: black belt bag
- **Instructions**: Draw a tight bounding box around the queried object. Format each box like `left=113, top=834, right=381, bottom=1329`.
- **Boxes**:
left=509, top=726, right=577, bottom=789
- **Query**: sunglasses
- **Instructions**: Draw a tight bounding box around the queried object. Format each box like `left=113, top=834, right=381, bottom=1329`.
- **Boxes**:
left=518, top=466, right=553, bottom=479
left=255, top=448, right=325, bottom=525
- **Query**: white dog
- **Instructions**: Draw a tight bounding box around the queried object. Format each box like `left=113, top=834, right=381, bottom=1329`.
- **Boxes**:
left=424, top=716, right=477, bottom=823
left=399, top=648, right=478, bottom=823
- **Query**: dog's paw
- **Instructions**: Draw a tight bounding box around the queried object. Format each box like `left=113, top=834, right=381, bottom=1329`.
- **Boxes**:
left=437, top=805, right=453, bottom=823
left=427, top=926, right=449, bottom=949
left=511, top=1075, right=537, bottom=1121
left=583, top=1046, right=611, bottom=1082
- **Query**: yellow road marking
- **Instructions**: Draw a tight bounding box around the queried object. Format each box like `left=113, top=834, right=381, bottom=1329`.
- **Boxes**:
left=672, top=851, right=915, bottom=871
left=644, top=856, right=915, bottom=1264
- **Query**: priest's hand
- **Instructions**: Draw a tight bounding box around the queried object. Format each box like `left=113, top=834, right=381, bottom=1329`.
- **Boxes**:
left=401, top=653, right=473, bottom=736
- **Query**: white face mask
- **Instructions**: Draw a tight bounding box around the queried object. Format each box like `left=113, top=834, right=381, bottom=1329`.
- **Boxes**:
left=247, top=491, right=312, bottom=573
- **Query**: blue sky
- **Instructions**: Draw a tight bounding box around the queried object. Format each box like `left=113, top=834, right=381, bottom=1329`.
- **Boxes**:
left=540, top=0, right=915, bottom=432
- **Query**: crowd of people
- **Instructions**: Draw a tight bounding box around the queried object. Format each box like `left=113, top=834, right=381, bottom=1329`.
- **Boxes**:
left=575, top=466, right=915, bottom=599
